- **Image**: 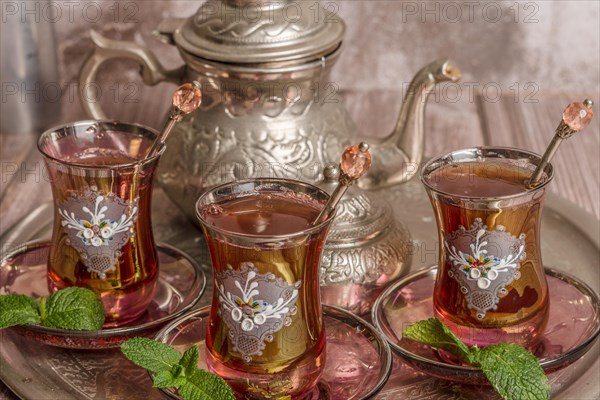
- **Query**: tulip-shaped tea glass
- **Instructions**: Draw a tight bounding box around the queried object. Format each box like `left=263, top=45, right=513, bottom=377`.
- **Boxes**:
left=38, top=121, right=163, bottom=327
left=422, top=147, right=554, bottom=349
left=196, top=178, right=334, bottom=399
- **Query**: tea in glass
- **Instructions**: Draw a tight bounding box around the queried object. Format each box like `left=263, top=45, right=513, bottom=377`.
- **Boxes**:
left=196, top=179, right=333, bottom=399
left=38, top=121, right=163, bottom=327
left=422, top=147, right=553, bottom=348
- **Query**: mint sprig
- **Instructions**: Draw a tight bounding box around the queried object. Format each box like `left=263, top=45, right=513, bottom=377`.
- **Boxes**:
left=0, top=294, right=41, bottom=328
left=476, top=343, right=549, bottom=400
left=403, top=317, right=474, bottom=363
left=180, top=369, right=236, bottom=400
left=42, top=287, right=105, bottom=330
left=403, top=318, right=550, bottom=400
left=121, top=337, right=235, bottom=400
left=0, top=287, right=105, bottom=330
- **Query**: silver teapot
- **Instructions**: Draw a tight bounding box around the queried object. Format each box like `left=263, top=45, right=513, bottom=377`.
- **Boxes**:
left=78, top=0, right=461, bottom=222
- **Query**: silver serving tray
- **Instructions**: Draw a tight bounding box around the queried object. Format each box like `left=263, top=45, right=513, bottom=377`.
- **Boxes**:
left=0, top=181, right=598, bottom=399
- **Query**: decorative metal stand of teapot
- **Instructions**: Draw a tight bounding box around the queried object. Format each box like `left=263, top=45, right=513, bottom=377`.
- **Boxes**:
left=78, top=0, right=461, bottom=312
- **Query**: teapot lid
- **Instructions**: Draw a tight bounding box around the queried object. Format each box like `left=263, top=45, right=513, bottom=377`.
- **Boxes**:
left=172, top=0, right=345, bottom=64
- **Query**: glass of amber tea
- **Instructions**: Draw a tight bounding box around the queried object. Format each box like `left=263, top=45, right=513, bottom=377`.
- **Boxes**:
left=38, top=121, right=163, bottom=328
left=196, top=178, right=334, bottom=399
left=422, top=147, right=554, bottom=349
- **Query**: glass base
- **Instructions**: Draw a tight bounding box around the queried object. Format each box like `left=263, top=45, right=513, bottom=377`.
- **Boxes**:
left=433, top=305, right=548, bottom=349
left=47, top=272, right=158, bottom=328
left=206, top=346, right=324, bottom=399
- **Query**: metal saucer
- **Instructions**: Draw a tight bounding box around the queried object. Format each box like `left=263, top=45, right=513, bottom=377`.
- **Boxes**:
left=155, top=304, right=393, bottom=400
left=0, top=241, right=206, bottom=350
left=372, top=265, right=600, bottom=384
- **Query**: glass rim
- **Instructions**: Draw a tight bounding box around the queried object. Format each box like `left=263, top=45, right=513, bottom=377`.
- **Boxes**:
left=420, top=146, right=554, bottom=201
left=195, top=178, right=335, bottom=240
left=37, top=120, right=164, bottom=170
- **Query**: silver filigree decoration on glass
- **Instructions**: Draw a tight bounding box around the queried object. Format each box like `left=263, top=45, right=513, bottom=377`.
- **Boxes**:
left=215, top=262, right=301, bottom=363
left=58, top=188, right=138, bottom=279
left=444, top=218, right=526, bottom=320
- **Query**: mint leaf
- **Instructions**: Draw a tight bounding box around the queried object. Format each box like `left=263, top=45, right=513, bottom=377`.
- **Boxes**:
left=0, top=294, right=40, bottom=329
left=121, top=339, right=235, bottom=400
left=403, top=317, right=473, bottom=363
left=0, top=288, right=104, bottom=331
left=42, top=287, right=104, bottom=330
left=153, top=369, right=186, bottom=389
left=473, top=343, right=550, bottom=400
left=403, top=318, right=550, bottom=400
left=121, top=337, right=181, bottom=374
left=180, top=346, right=200, bottom=376
left=179, top=369, right=236, bottom=400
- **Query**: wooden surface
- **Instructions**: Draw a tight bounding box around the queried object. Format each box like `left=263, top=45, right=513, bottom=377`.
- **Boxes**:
left=0, top=92, right=598, bottom=399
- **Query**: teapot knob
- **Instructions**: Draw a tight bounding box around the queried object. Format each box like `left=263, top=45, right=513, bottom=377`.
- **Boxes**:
left=323, top=165, right=340, bottom=182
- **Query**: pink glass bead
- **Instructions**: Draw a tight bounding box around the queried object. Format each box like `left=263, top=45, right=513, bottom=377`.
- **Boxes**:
left=173, top=83, right=202, bottom=114
left=563, top=101, right=593, bottom=131
left=340, top=143, right=372, bottom=179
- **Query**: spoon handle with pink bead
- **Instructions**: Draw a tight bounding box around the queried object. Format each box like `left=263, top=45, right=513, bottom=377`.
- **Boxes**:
left=313, top=142, right=372, bottom=225
left=145, top=82, right=203, bottom=159
left=527, top=99, right=594, bottom=188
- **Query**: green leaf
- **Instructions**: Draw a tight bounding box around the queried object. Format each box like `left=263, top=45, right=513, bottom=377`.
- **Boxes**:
left=121, top=339, right=234, bottom=400
left=473, top=343, right=550, bottom=400
left=180, top=346, right=200, bottom=376
left=0, top=294, right=40, bottom=329
left=179, top=369, right=236, bottom=400
left=42, top=287, right=104, bottom=330
left=403, top=318, right=549, bottom=400
left=153, top=370, right=186, bottom=389
left=403, top=317, right=473, bottom=363
left=121, top=337, right=182, bottom=374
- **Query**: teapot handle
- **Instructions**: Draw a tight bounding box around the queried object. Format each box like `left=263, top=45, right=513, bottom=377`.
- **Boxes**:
left=79, top=30, right=184, bottom=119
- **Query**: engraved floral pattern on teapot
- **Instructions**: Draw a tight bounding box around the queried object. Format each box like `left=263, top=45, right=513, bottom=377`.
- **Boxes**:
left=78, top=0, right=461, bottom=220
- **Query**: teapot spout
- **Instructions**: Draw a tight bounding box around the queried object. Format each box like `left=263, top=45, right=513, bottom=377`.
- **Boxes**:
left=358, top=58, right=461, bottom=189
